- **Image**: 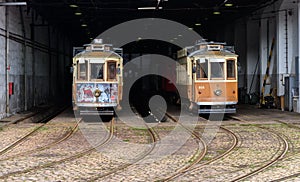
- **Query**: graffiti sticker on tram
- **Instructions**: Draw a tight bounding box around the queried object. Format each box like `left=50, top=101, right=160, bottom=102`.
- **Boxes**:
left=76, top=83, right=118, bottom=103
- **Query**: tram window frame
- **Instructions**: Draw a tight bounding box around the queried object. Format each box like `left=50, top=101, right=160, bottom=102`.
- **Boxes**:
left=196, top=58, right=208, bottom=80
left=90, top=63, right=104, bottom=81
left=107, top=61, right=117, bottom=81
left=226, top=59, right=236, bottom=80
left=77, top=60, right=88, bottom=81
left=210, top=59, right=225, bottom=80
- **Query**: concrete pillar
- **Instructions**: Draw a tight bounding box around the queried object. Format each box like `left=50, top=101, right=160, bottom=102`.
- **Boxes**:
left=277, top=10, right=289, bottom=97
left=277, top=0, right=299, bottom=112
left=246, top=20, right=260, bottom=95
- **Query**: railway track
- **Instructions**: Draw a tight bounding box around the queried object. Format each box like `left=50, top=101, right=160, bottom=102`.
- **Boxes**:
left=227, top=115, right=289, bottom=182
left=158, top=113, right=288, bottom=181
left=0, top=118, right=115, bottom=180
left=0, top=106, right=48, bottom=129
left=85, top=109, right=208, bottom=182
left=0, top=119, right=80, bottom=161
left=0, top=112, right=38, bottom=129
left=84, top=111, right=160, bottom=181
left=235, top=113, right=300, bottom=181
left=270, top=172, right=300, bottom=181
left=0, top=105, right=69, bottom=157
left=160, top=112, right=237, bottom=181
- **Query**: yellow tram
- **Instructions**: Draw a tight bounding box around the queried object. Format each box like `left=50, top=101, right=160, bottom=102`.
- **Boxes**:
left=72, top=39, right=123, bottom=115
left=176, top=40, right=238, bottom=114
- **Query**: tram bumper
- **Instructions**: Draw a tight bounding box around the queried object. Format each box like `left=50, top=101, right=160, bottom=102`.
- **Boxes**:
left=198, top=108, right=236, bottom=114
left=77, top=104, right=117, bottom=116
left=80, top=110, right=114, bottom=116
left=197, top=102, right=237, bottom=114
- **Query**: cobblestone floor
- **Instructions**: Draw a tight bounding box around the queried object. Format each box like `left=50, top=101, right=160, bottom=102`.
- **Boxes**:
left=0, top=105, right=299, bottom=181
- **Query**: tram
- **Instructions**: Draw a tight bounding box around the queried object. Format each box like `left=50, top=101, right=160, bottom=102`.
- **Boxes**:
left=176, top=40, right=238, bottom=114
left=72, top=39, right=123, bottom=116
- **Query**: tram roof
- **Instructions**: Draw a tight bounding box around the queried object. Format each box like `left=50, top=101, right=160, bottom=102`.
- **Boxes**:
left=73, top=51, right=122, bottom=60
left=188, top=49, right=238, bottom=57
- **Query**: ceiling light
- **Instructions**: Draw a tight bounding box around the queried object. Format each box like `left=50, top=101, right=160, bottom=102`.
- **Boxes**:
left=138, top=7, right=162, bottom=10
left=195, top=23, right=201, bottom=26
left=225, top=3, right=233, bottom=7
left=69, top=4, right=78, bottom=8
left=188, top=28, right=193, bottom=30
left=75, top=12, right=82, bottom=15
left=213, top=11, right=221, bottom=15
left=81, top=24, right=87, bottom=27
left=178, top=34, right=182, bottom=37
left=174, top=37, right=177, bottom=40
left=0, top=2, right=27, bottom=6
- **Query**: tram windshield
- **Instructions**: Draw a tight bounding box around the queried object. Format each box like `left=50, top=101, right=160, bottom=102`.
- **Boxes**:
left=210, top=58, right=225, bottom=79
left=90, top=63, right=104, bottom=80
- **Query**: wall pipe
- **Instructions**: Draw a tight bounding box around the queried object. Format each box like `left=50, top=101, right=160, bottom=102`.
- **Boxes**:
left=31, top=10, right=36, bottom=107
left=5, top=5, right=9, bottom=115
left=284, top=10, right=288, bottom=74
left=19, top=6, right=27, bottom=111
left=0, top=27, right=70, bottom=57
left=48, top=25, right=52, bottom=101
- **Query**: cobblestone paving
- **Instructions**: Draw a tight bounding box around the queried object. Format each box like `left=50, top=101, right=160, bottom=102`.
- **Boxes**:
left=246, top=124, right=300, bottom=181
left=173, top=125, right=285, bottom=181
left=0, top=106, right=300, bottom=181
left=97, top=122, right=200, bottom=182
left=0, top=124, right=42, bottom=152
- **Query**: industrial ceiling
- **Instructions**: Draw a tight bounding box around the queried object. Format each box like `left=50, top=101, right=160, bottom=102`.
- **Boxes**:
left=27, top=0, right=275, bottom=45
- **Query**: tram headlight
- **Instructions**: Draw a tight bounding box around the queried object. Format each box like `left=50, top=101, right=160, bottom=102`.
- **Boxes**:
left=94, top=89, right=102, bottom=98
left=214, top=89, right=222, bottom=96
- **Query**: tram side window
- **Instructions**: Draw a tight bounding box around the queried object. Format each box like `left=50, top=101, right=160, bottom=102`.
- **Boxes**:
left=210, top=62, right=224, bottom=79
left=200, top=60, right=208, bottom=79
left=108, top=62, right=116, bottom=80
left=90, top=63, right=104, bottom=80
left=227, top=60, right=235, bottom=79
left=78, top=62, right=87, bottom=80
left=196, top=59, right=208, bottom=79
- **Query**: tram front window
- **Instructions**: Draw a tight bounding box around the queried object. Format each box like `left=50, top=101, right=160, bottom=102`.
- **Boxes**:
left=78, top=62, right=87, bottom=80
left=210, top=62, right=224, bottom=79
left=90, top=63, right=104, bottom=80
left=108, top=62, right=116, bottom=80
left=227, top=60, right=236, bottom=79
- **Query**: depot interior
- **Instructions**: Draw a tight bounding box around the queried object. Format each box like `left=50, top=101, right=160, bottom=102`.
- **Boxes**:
left=0, top=0, right=300, bottom=119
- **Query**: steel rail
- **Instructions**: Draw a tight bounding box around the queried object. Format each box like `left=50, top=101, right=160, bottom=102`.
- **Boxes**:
left=0, top=117, right=115, bottom=179
left=227, top=115, right=289, bottom=182
left=85, top=113, right=159, bottom=181
left=0, top=119, right=81, bottom=161
left=160, top=112, right=208, bottom=181
left=0, top=106, right=69, bottom=156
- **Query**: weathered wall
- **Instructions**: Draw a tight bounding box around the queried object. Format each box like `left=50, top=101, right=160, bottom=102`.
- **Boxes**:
left=0, top=3, right=71, bottom=119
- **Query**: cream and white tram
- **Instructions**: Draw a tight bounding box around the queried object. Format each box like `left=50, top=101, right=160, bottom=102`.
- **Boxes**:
left=176, top=41, right=238, bottom=114
left=72, top=39, right=123, bottom=116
